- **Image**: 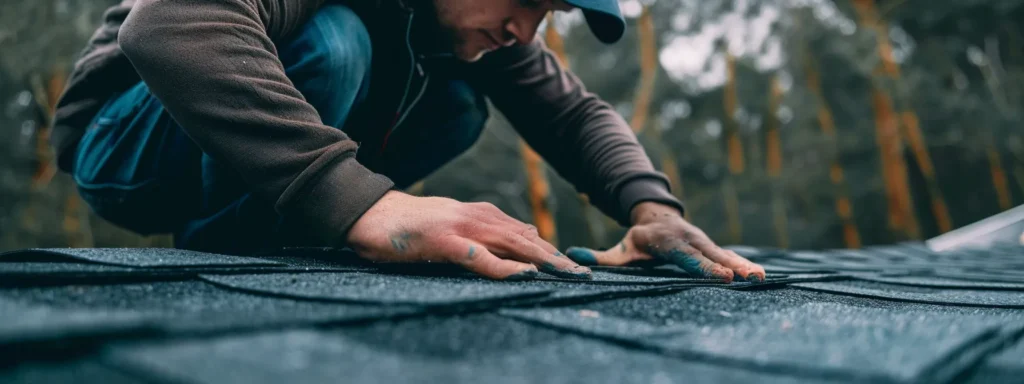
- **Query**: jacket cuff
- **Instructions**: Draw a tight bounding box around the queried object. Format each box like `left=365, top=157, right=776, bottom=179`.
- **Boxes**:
left=616, top=177, right=685, bottom=226
left=289, top=156, right=395, bottom=247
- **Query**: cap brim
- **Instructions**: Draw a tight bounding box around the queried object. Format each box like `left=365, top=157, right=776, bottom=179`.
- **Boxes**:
left=563, top=0, right=625, bottom=44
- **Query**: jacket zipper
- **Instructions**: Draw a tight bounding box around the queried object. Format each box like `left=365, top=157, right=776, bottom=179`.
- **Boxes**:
left=392, top=14, right=417, bottom=123
left=378, top=11, right=430, bottom=154
left=393, top=65, right=429, bottom=131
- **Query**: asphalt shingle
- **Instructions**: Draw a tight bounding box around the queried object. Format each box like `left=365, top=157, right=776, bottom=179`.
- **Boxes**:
left=0, top=248, right=283, bottom=268
left=1, top=241, right=1022, bottom=383
left=200, top=272, right=556, bottom=306
left=100, top=314, right=837, bottom=384
left=851, top=274, right=1024, bottom=290
left=501, top=289, right=1022, bottom=384
left=0, top=359, right=146, bottom=384
left=2, top=281, right=418, bottom=333
left=793, top=280, right=1024, bottom=308
left=0, top=297, right=154, bottom=346
left=965, top=330, right=1024, bottom=383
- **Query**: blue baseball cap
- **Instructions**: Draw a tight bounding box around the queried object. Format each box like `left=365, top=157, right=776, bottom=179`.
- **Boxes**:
left=564, top=0, right=626, bottom=43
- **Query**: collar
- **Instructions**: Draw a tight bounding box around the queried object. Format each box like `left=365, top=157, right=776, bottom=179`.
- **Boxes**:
left=402, top=0, right=457, bottom=60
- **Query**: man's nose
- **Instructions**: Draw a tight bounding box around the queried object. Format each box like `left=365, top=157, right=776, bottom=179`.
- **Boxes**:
left=504, top=10, right=547, bottom=45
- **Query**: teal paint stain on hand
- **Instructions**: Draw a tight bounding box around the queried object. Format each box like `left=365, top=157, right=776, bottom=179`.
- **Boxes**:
left=390, top=232, right=414, bottom=253
left=467, top=246, right=476, bottom=260
left=566, top=247, right=598, bottom=265
left=659, top=249, right=713, bottom=278
left=390, top=239, right=405, bottom=252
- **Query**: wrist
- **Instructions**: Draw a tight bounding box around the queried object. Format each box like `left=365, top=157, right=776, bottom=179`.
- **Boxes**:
left=345, top=189, right=406, bottom=246
left=630, top=201, right=684, bottom=225
left=616, top=177, right=685, bottom=226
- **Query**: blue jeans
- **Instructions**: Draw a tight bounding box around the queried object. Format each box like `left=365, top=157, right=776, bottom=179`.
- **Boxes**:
left=73, top=5, right=489, bottom=254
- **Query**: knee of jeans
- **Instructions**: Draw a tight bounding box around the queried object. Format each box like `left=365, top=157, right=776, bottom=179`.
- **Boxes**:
left=306, top=5, right=372, bottom=89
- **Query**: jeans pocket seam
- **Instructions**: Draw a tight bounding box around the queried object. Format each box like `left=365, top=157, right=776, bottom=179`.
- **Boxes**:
left=74, top=176, right=160, bottom=192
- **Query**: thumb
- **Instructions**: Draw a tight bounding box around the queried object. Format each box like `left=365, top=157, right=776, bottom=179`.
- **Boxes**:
left=565, top=238, right=651, bottom=267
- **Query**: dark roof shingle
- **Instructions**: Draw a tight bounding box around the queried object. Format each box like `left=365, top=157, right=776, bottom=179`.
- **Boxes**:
left=1, top=240, right=1022, bottom=383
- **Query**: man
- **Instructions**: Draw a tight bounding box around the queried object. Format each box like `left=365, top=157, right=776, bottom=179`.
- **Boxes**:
left=53, top=0, right=766, bottom=282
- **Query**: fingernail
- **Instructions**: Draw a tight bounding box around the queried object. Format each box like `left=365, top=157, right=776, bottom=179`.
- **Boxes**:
left=747, top=274, right=764, bottom=283
left=540, top=262, right=592, bottom=280
left=714, top=266, right=734, bottom=283
left=566, top=247, right=598, bottom=265
left=566, top=265, right=593, bottom=280
left=506, top=269, right=539, bottom=281
left=716, top=268, right=733, bottom=284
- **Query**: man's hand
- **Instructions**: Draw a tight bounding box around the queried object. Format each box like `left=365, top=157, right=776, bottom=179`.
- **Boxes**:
left=565, top=202, right=766, bottom=283
left=346, top=191, right=591, bottom=280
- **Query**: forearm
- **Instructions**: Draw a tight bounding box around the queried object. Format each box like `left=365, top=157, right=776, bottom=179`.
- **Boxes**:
left=471, top=40, right=683, bottom=225
left=545, top=100, right=686, bottom=226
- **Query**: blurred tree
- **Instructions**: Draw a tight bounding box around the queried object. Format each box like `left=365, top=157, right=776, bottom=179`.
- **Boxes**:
left=0, top=0, right=173, bottom=249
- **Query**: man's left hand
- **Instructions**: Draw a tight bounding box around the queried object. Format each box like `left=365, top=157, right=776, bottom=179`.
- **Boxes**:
left=565, top=202, right=766, bottom=283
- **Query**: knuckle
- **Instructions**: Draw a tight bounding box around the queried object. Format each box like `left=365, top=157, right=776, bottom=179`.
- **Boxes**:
left=500, top=230, right=521, bottom=243
left=640, top=227, right=673, bottom=245
left=705, top=244, right=724, bottom=254
left=658, top=228, right=683, bottom=242
left=504, top=231, right=530, bottom=246
left=471, top=201, right=501, bottom=213
left=429, top=196, right=456, bottom=205
left=451, top=217, right=485, bottom=235
left=520, top=225, right=539, bottom=239
left=678, top=244, right=703, bottom=258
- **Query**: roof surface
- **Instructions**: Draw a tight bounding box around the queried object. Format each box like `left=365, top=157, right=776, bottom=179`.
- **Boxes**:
left=1, top=241, right=1023, bottom=384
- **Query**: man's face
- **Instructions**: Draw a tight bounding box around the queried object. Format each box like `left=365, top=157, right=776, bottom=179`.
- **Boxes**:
left=431, top=0, right=575, bottom=62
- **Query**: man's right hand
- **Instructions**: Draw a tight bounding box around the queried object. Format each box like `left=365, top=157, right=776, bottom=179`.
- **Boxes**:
left=346, top=191, right=591, bottom=280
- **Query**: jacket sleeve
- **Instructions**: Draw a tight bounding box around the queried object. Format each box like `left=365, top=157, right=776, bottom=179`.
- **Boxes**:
left=118, top=0, right=394, bottom=245
left=467, top=39, right=684, bottom=226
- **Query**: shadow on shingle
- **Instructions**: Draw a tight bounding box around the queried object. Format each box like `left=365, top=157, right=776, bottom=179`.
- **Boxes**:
left=793, top=280, right=1024, bottom=308
left=500, top=288, right=1024, bottom=384
left=0, top=248, right=283, bottom=268
left=99, top=314, right=834, bottom=384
